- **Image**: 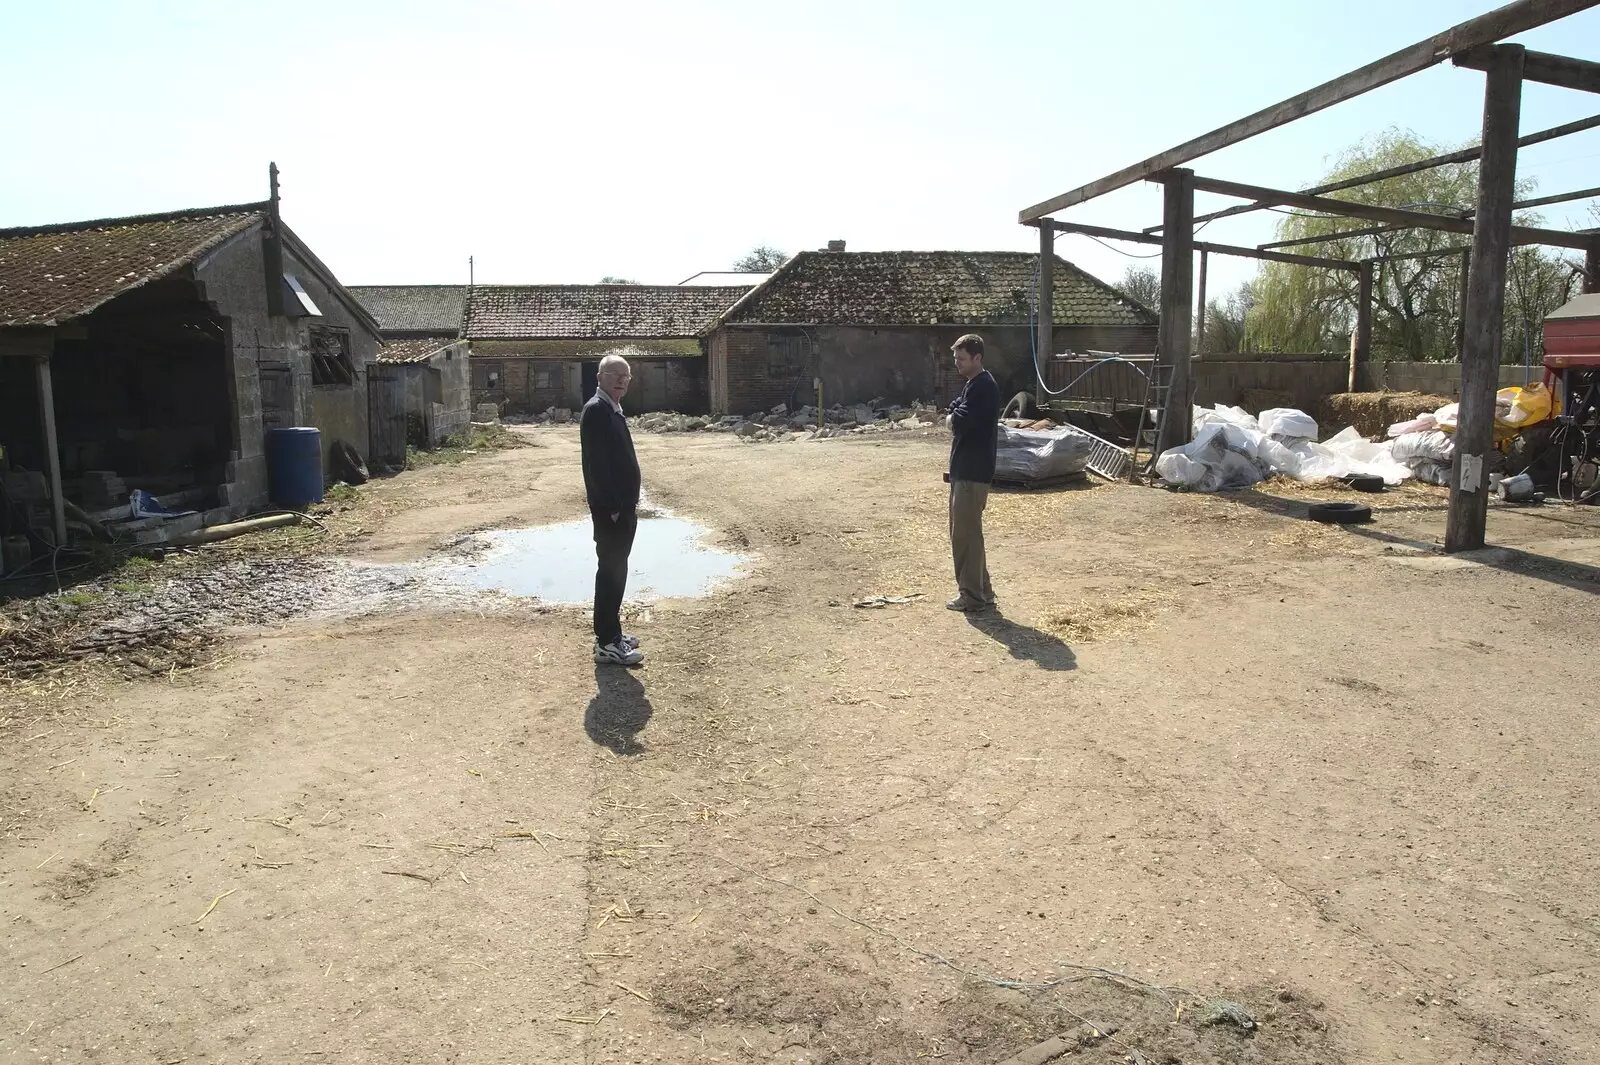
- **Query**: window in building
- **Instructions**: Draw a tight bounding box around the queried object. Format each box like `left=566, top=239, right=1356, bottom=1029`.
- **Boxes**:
left=487, top=371, right=502, bottom=389
left=535, top=370, right=554, bottom=389
left=309, top=326, right=354, bottom=386
left=767, top=332, right=810, bottom=378
left=282, top=273, right=323, bottom=317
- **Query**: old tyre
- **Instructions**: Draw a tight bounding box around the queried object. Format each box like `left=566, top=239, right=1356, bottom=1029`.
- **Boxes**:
left=332, top=440, right=370, bottom=486
left=1002, top=391, right=1038, bottom=421
left=1342, top=474, right=1386, bottom=493
left=1308, top=501, right=1372, bottom=524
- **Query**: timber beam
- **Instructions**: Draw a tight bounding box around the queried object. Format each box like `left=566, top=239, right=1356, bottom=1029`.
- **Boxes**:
left=1156, top=113, right=1600, bottom=233
left=1036, top=219, right=1361, bottom=272
left=1454, top=45, right=1600, bottom=93
left=1260, top=185, right=1600, bottom=249
left=1018, top=0, right=1600, bottom=222
left=1185, top=173, right=1597, bottom=250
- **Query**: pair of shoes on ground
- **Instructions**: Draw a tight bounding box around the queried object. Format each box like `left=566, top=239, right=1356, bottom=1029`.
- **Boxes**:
left=594, top=633, right=644, bottom=666
left=946, top=595, right=997, bottom=613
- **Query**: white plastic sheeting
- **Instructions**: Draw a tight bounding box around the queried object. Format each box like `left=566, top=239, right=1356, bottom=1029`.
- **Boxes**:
left=1156, top=405, right=1412, bottom=491
left=1258, top=408, right=1319, bottom=441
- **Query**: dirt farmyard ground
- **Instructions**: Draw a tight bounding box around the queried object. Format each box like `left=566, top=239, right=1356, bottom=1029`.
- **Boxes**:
left=4, top=424, right=1600, bottom=1065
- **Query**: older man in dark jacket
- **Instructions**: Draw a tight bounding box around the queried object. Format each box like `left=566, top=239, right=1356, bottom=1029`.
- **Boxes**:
left=580, top=354, right=644, bottom=666
left=946, top=334, right=1000, bottom=611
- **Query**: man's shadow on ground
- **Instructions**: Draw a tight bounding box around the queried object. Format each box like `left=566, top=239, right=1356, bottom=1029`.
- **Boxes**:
left=966, top=610, right=1077, bottom=671
left=584, top=664, right=654, bottom=755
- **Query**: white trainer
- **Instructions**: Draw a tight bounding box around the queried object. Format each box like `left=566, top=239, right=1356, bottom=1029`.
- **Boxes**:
left=594, top=641, right=644, bottom=667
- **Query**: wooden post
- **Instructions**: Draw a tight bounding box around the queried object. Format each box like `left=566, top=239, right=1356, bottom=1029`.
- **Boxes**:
left=1456, top=249, right=1471, bottom=358
left=1586, top=242, right=1600, bottom=293
left=1446, top=45, right=1523, bottom=555
left=1196, top=249, right=1209, bottom=355
left=1351, top=260, right=1374, bottom=391
left=1157, top=170, right=1195, bottom=453
left=1036, top=223, right=1054, bottom=408
left=35, top=357, right=67, bottom=547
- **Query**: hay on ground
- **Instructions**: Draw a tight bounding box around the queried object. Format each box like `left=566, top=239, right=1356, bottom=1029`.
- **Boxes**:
left=1040, top=591, right=1168, bottom=643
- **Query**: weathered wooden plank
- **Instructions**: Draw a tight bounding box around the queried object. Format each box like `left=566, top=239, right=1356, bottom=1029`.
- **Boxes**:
left=1168, top=112, right=1600, bottom=233
left=1196, top=249, right=1209, bottom=354
left=1189, top=174, right=1596, bottom=250
left=1512, top=184, right=1600, bottom=210
left=1351, top=261, right=1374, bottom=392
left=1370, top=244, right=1473, bottom=264
left=1260, top=223, right=1409, bottom=251
left=1447, top=46, right=1524, bottom=553
left=1018, top=0, right=1600, bottom=222
left=1455, top=44, right=1600, bottom=92
left=1263, top=183, right=1600, bottom=249
left=1045, top=220, right=1361, bottom=271
left=35, top=357, right=67, bottom=546
left=1157, top=172, right=1195, bottom=454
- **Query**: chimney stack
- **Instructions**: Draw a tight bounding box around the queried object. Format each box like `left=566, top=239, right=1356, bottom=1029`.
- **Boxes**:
left=824, top=240, right=846, bottom=252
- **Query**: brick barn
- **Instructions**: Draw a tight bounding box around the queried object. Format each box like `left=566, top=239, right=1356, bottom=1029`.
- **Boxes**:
left=702, top=250, right=1157, bottom=415
left=462, top=285, right=752, bottom=415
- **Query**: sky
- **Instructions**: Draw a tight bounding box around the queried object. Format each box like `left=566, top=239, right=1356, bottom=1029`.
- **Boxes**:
left=3, top=0, right=1600, bottom=300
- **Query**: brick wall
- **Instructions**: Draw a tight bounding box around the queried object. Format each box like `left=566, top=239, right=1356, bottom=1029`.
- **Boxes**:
left=472, top=357, right=569, bottom=414
left=473, top=355, right=707, bottom=414
left=711, top=323, right=1159, bottom=414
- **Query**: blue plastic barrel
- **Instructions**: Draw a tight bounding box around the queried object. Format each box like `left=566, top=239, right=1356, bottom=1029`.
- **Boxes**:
left=266, top=427, right=324, bottom=507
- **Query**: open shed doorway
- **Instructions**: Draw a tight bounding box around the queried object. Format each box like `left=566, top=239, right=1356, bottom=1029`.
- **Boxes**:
left=0, top=278, right=237, bottom=518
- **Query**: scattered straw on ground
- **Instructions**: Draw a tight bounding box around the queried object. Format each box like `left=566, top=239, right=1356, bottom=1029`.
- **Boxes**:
left=1039, top=591, right=1169, bottom=643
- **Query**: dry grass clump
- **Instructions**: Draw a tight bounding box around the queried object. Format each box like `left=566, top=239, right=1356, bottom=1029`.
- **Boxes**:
left=1040, top=591, right=1168, bottom=643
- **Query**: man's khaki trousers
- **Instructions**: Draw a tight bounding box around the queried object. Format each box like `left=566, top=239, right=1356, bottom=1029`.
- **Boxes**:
left=948, top=480, right=994, bottom=604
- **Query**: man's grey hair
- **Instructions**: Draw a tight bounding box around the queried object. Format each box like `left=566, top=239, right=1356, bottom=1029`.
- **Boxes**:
left=598, top=353, right=631, bottom=377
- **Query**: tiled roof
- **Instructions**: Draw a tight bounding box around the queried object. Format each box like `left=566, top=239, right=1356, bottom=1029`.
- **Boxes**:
left=0, top=203, right=267, bottom=327
left=348, top=285, right=467, bottom=335
left=375, top=337, right=460, bottom=365
left=717, top=251, right=1157, bottom=328
left=678, top=270, right=772, bottom=286
left=464, top=285, right=753, bottom=340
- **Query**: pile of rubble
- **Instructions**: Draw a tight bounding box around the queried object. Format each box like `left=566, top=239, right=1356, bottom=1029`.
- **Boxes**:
left=498, top=401, right=946, bottom=442
left=0, top=558, right=430, bottom=680
left=634, top=402, right=943, bottom=443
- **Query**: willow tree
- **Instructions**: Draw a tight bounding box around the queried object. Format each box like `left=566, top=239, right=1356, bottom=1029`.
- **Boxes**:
left=1242, top=130, right=1569, bottom=361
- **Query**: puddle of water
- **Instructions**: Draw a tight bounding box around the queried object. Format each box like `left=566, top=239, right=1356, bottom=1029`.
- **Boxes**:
left=436, top=518, right=747, bottom=604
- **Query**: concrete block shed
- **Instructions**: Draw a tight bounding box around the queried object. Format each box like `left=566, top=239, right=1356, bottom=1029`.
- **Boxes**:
left=0, top=189, right=381, bottom=545
left=346, top=285, right=473, bottom=453
left=370, top=337, right=472, bottom=451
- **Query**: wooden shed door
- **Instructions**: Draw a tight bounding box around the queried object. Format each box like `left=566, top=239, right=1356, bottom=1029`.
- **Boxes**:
left=260, top=363, right=294, bottom=431
left=642, top=363, right=669, bottom=411
left=368, top=367, right=408, bottom=466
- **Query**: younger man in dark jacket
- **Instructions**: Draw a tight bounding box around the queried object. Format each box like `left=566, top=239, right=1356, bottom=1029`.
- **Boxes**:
left=946, top=334, right=999, bottom=611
